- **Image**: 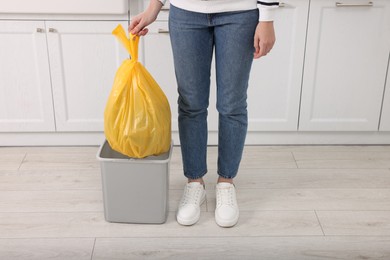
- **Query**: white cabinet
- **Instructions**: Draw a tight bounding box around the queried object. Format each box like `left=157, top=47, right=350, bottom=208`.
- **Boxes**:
left=46, top=21, right=128, bottom=131
left=0, top=20, right=128, bottom=132
left=2, top=0, right=390, bottom=145
left=247, top=0, right=309, bottom=131
left=0, top=21, right=55, bottom=132
left=1, top=0, right=129, bottom=14
left=379, top=56, right=390, bottom=131
left=141, top=1, right=310, bottom=133
left=299, top=0, right=390, bottom=131
left=141, top=22, right=178, bottom=131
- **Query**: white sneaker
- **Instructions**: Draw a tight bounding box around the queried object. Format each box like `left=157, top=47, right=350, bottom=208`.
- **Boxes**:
left=215, top=182, right=239, bottom=227
left=176, top=182, right=206, bottom=226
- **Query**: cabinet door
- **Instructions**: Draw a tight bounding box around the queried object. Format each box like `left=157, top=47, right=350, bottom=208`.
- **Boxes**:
left=141, top=22, right=178, bottom=132
left=46, top=21, right=129, bottom=131
left=142, top=22, right=219, bottom=133
left=299, top=0, right=390, bottom=131
left=248, top=0, right=309, bottom=131
left=379, top=55, right=390, bottom=131
left=0, top=21, right=55, bottom=132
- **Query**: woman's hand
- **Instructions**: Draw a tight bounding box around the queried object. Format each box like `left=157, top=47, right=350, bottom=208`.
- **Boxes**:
left=128, top=0, right=163, bottom=36
left=254, top=21, right=276, bottom=59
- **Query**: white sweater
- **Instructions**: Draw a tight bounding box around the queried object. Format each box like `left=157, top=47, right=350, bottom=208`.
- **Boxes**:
left=162, top=0, right=279, bottom=21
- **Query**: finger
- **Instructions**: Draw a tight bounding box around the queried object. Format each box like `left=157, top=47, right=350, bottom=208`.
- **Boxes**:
left=253, top=48, right=261, bottom=59
left=139, top=28, right=149, bottom=36
left=254, top=47, right=261, bottom=59
left=130, top=23, right=141, bottom=35
left=131, top=25, right=143, bottom=35
left=258, top=42, right=267, bottom=57
left=253, top=35, right=260, bottom=52
left=254, top=42, right=262, bottom=59
left=253, top=38, right=261, bottom=59
left=131, top=20, right=146, bottom=35
left=129, top=17, right=141, bottom=32
left=254, top=47, right=260, bottom=58
left=128, top=22, right=136, bottom=32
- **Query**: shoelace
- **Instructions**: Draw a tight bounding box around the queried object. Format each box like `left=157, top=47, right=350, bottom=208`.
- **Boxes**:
left=217, top=186, right=235, bottom=207
left=181, top=185, right=203, bottom=206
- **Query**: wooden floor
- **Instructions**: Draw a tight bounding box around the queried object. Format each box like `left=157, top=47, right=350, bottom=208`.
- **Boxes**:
left=1, top=145, right=390, bottom=259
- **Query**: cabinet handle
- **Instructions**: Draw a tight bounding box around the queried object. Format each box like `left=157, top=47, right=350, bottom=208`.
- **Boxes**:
left=36, top=28, right=45, bottom=33
left=158, top=29, right=169, bottom=34
left=335, top=1, right=373, bottom=7
left=48, top=28, right=57, bottom=33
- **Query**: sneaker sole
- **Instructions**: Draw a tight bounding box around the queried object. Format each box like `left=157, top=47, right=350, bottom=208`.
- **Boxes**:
left=176, top=193, right=206, bottom=226
left=215, top=212, right=239, bottom=228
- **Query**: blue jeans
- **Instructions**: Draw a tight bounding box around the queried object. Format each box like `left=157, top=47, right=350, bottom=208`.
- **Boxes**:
left=169, top=4, right=259, bottom=180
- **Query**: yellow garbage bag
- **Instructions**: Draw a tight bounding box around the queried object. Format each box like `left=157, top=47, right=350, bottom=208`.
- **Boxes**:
left=104, top=24, right=171, bottom=158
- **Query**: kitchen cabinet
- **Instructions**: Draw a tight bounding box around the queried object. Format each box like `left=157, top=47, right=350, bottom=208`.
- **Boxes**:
left=141, top=22, right=179, bottom=131
left=2, top=0, right=390, bottom=145
left=247, top=0, right=309, bottom=131
left=299, top=0, right=390, bottom=131
left=142, top=0, right=310, bottom=133
left=379, top=55, right=390, bottom=131
left=46, top=21, right=128, bottom=131
left=0, top=20, right=128, bottom=132
left=0, top=21, right=55, bottom=132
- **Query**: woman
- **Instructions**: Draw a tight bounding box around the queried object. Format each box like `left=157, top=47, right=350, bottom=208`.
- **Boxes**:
left=129, top=0, right=278, bottom=227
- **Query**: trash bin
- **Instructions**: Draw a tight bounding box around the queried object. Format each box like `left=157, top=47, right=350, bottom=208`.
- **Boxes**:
left=96, top=140, right=173, bottom=224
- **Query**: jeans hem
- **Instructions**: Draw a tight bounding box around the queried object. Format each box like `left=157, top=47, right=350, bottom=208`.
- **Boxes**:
left=217, top=171, right=236, bottom=179
left=184, top=170, right=208, bottom=180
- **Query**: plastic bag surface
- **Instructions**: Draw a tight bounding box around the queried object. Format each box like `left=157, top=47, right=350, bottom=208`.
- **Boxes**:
left=104, top=24, right=171, bottom=158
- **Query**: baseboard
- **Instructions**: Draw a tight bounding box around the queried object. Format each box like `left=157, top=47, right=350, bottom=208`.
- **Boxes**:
left=1, top=131, right=390, bottom=146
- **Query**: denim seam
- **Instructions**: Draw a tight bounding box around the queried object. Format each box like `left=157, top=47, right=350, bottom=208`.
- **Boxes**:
left=184, top=170, right=208, bottom=180
left=217, top=170, right=236, bottom=179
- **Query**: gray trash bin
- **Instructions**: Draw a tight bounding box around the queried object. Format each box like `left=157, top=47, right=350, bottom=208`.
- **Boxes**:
left=96, top=140, right=173, bottom=224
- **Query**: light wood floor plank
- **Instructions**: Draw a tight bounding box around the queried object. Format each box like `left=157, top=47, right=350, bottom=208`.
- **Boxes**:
left=171, top=147, right=298, bottom=169
left=316, top=211, right=390, bottom=235
left=296, top=159, right=390, bottom=168
left=92, top=236, right=390, bottom=260
left=16, top=146, right=100, bottom=172
left=0, top=238, right=94, bottom=260
left=293, top=151, right=390, bottom=160
left=4, top=168, right=390, bottom=191
left=0, top=152, right=25, bottom=171
left=2, top=144, right=390, bottom=259
left=242, top=145, right=390, bottom=152
left=3, top=188, right=388, bottom=213
left=20, top=152, right=99, bottom=171
left=0, top=190, right=103, bottom=212
left=228, top=168, right=390, bottom=189
left=294, top=150, right=390, bottom=168
left=240, top=151, right=297, bottom=168
left=173, top=168, right=390, bottom=189
left=0, top=211, right=321, bottom=238
left=206, top=188, right=390, bottom=211
left=0, top=189, right=205, bottom=213
left=0, top=171, right=101, bottom=190
left=0, top=170, right=19, bottom=176
left=19, top=146, right=99, bottom=154
left=6, top=167, right=390, bottom=190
